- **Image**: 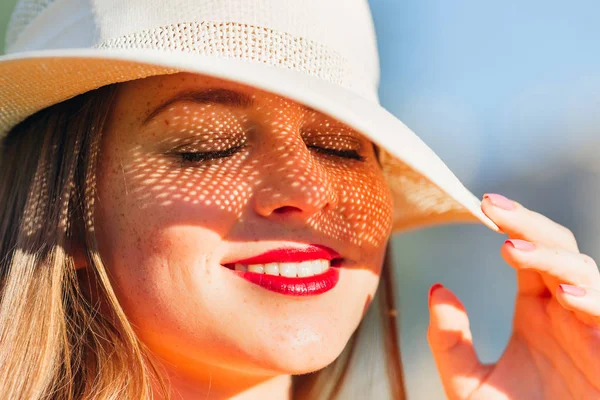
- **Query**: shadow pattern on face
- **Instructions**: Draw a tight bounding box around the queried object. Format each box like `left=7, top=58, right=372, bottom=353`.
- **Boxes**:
left=99, top=72, right=394, bottom=268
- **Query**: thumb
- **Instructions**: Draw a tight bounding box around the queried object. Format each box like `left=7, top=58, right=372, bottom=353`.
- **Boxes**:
left=427, top=283, right=490, bottom=400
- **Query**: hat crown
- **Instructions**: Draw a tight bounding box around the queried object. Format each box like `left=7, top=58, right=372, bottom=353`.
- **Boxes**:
left=6, top=0, right=380, bottom=101
left=1, top=1, right=497, bottom=234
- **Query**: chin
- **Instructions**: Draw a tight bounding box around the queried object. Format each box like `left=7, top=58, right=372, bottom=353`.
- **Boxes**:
left=250, top=329, right=351, bottom=375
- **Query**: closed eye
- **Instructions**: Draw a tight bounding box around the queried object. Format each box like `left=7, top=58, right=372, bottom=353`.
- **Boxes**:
left=175, top=144, right=245, bottom=163
left=306, top=145, right=365, bottom=161
left=174, top=144, right=365, bottom=164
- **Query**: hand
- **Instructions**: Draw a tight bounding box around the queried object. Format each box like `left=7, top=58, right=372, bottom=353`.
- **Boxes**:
left=427, top=193, right=600, bottom=400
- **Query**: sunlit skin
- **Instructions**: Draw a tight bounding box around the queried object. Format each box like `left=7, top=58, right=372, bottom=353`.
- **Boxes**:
left=83, top=71, right=600, bottom=400
left=429, top=195, right=600, bottom=399
left=90, top=72, right=394, bottom=399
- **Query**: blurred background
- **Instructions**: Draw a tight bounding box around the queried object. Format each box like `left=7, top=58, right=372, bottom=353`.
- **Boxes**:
left=2, top=0, right=599, bottom=398
left=370, top=0, right=600, bottom=398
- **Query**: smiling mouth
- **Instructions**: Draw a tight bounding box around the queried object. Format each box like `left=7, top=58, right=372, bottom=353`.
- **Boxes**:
left=222, top=258, right=343, bottom=278
left=220, top=244, right=344, bottom=296
left=221, top=261, right=342, bottom=296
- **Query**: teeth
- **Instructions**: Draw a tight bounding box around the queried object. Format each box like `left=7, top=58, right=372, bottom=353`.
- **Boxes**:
left=235, top=263, right=248, bottom=272
left=279, top=263, right=297, bottom=277
left=235, top=259, right=330, bottom=277
left=264, top=263, right=279, bottom=276
left=315, top=260, right=326, bottom=274
left=247, top=264, right=264, bottom=273
left=297, top=261, right=314, bottom=277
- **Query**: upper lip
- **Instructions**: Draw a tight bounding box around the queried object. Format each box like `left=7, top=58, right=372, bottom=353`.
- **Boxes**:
left=223, top=244, right=342, bottom=266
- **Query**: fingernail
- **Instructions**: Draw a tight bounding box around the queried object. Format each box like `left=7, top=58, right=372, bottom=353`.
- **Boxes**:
left=559, top=284, right=586, bottom=297
left=484, top=193, right=515, bottom=211
left=428, top=283, right=444, bottom=308
left=505, top=239, right=536, bottom=251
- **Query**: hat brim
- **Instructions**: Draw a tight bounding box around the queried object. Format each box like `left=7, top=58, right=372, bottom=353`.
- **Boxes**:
left=0, top=48, right=498, bottom=233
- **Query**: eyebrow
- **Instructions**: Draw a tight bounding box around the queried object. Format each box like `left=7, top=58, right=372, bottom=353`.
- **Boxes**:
left=142, top=87, right=316, bottom=125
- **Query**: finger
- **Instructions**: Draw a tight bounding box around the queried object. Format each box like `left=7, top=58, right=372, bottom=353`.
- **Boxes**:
left=515, top=269, right=548, bottom=297
left=501, top=240, right=600, bottom=293
left=547, top=295, right=600, bottom=392
left=556, top=284, right=600, bottom=326
left=482, top=194, right=579, bottom=252
left=427, top=284, right=491, bottom=400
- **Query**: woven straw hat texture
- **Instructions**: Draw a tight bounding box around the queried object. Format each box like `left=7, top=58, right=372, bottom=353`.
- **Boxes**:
left=0, top=0, right=498, bottom=233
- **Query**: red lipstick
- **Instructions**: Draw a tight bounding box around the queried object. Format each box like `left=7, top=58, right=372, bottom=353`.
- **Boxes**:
left=235, top=268, right=340, bottom=296
left=222, top=244, right=343, bottom=296
left=224, top=244, right=341, bottom=265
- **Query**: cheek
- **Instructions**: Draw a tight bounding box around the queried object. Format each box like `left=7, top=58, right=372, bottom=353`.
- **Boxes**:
left=93, top=169, right=242, bottom=364
left=321, top=163, right=393, bottom=254
left=92, top=146, right=233, bottom=324
left=112, top=148, right=262, bottom=237
left=353, top=167, right=394, bottom=240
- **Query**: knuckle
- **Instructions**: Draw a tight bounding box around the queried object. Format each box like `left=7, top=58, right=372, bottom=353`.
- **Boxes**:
left=516, top=255, right=543, bottom=271
left=561, top=226, right=578, bottom=245
left=580, top=253, right=597, bottom=268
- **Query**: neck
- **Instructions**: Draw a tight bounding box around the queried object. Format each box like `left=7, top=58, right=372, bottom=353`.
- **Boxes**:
left=150, top=358, right=293, bottom=400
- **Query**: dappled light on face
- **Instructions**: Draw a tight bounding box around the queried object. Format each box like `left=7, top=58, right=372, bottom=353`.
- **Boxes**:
left=126, top=104, right=253, bottom=215
left=116, top=84, right=393, bottom=249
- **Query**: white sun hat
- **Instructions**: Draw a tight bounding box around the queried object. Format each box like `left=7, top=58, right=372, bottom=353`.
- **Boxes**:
left=0, top=0, right=498, bottom=234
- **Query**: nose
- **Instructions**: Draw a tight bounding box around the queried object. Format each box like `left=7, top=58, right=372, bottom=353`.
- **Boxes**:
left=252, top=141, right=338, bottom=221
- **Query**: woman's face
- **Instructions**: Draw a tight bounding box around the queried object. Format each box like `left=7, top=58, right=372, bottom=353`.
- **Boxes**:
left=93, top=72, right=393, bottom=381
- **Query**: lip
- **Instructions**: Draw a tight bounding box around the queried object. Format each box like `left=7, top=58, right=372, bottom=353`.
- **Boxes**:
left=231, top=267, right=340, bottom=296
left=222, top=244, right=343, bottom=296
left=222, top=244, right=342, bottom=266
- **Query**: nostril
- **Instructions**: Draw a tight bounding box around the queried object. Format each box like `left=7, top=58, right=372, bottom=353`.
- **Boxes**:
left=273, top=206, right=302, bottom=214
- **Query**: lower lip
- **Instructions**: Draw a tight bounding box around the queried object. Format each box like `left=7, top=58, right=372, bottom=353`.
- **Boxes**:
left=228, top=265, right=340, bottom=296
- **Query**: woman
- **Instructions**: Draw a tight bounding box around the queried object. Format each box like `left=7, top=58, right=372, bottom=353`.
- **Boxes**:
left=1, top=0, right=599, bottom=399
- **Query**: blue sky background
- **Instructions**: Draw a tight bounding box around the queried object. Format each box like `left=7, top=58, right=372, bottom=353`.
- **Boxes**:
left=2, top=1, right=600, bottom=398
left=368, top=1, right=600, bottom=397
left=372, top=0, right=600, bottom=183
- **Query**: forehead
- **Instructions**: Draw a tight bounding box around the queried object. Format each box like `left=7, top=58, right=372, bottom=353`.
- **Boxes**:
left=120, top=71, right=282, bottom=100
left=115, top=72, right=335, bottom=123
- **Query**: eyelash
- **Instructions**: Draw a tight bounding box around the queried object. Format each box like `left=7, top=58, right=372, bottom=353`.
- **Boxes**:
left=306, top=145, right=365, bottom=161
left=175, top=144, right=366, bottom=163
left=176, top=145, right=245, bottom=162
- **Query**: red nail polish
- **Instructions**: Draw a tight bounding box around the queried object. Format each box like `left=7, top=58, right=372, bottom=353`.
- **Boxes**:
left=484, top=193, right=515, bottom=211
left=428, top=283, right=444, bottom=308
left=505, top=239, right=536, bottom=251
left=559, top=284, right=586, bottom=297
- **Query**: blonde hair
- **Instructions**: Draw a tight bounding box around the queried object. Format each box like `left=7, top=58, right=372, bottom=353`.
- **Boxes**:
left=0, top=83, right=406, bottom=399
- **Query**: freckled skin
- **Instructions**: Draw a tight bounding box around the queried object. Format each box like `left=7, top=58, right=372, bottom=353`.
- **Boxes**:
left=92, top=72, right=394, bottom=392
